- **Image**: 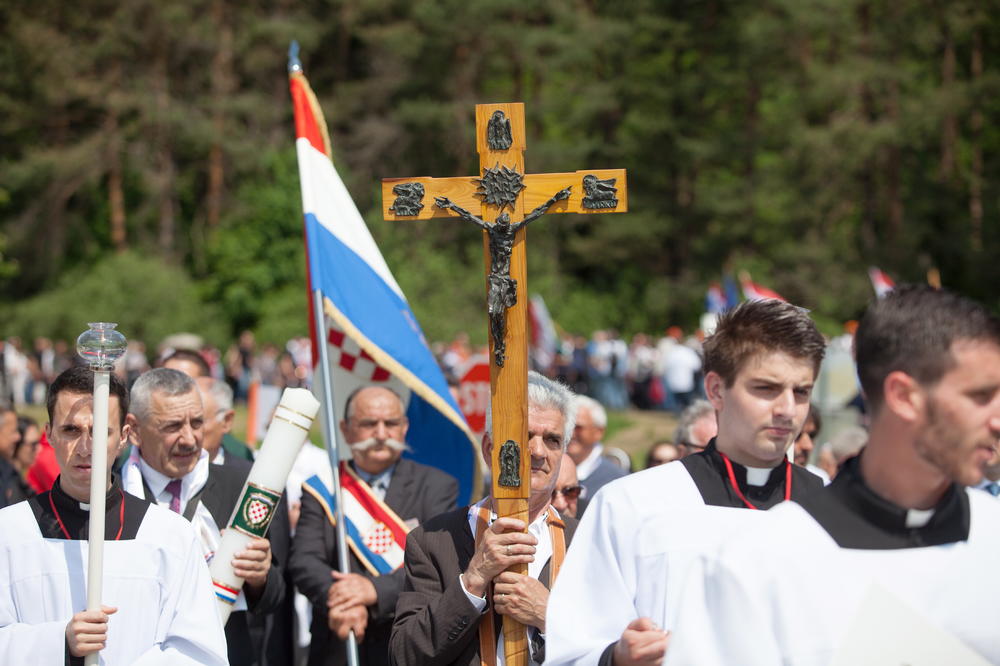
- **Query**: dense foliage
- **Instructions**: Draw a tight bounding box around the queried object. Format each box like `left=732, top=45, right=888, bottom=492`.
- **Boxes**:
left=2, top=0, right=998, bottom=344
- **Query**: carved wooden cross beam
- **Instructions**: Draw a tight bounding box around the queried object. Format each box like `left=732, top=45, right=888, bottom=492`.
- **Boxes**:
left=382, top=102, right=627, bottom=666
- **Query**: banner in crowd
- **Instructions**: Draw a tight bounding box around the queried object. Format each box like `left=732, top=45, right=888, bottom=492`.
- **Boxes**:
left=288, top=47, right=480, bottom=503
left=868, top=267, right=895, bottom=298
left=739, top=271, right=786, bottom=302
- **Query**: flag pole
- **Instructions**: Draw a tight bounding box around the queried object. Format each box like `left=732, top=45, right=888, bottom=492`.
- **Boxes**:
left=313, top=288, right=361, bottom=666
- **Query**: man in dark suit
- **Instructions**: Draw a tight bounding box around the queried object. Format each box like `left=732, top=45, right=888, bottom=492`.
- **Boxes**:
left=568, top=395, right=626, bottom=501
left=390, top=372, right=578, bottom=666
left=123, top=368, right=291, bottom=665
left=290, top=386, right=459, bottom=666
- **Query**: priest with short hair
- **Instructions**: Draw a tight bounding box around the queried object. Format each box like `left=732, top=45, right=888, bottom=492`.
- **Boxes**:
left=0, top=366, right=227, bottom=664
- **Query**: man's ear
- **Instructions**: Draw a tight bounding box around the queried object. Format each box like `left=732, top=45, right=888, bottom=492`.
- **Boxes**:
left=481, top=433, right=493, bottom=470
left=118, top=421, right=132, bottom=455
left=882, top=371, right=924, bottom=423
left=221, top=409, right=235, bottom=434
left=705, top=371, right=726, bottom=411
left=125, top=413, right=141, bottom=448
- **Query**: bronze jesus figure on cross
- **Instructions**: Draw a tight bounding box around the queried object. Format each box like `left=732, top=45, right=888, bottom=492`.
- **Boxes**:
left=434, top=187, right=571, bottom=366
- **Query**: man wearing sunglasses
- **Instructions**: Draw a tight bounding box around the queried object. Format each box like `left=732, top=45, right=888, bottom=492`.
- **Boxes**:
left=551, top=454, right=584, bottom=519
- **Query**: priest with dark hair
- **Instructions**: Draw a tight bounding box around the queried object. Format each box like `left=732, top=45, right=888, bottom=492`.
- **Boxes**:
left=0, top=366, right=227, bottom=664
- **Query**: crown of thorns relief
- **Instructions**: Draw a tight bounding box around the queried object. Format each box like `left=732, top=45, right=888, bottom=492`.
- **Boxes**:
left=474, top=164, right=525, bottom=212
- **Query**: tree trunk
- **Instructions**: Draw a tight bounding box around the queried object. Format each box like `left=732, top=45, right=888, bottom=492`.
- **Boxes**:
left=107, top=115, right=128, bottom=253
left=856, top=1, right=878, bottom=255
left=207, top=0, right=235, bottom=230
left=939, top=21, right=957, bottom=182
left=154, top=50, right=176, bottom=257
left=969, top=27, right=983, bottom=251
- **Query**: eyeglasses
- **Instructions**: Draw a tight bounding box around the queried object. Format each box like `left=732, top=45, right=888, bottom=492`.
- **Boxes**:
left=552, top=485, right=583, bottom=500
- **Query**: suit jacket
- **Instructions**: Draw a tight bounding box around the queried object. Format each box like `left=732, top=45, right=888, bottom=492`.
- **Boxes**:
left=208, top=457, right=295, bottom=666
left=580, top=455, right=627, bottom=500
left=290, top=458, right=459, bottom=666
left=142, top=458, right=292, bottom=666
left=390, top=506, right=579, bottom=666
left=222, top=432, right=256, bottom=463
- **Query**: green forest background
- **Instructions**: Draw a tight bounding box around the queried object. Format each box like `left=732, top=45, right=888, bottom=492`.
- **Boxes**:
left=2, top=0, right=998, bottom=348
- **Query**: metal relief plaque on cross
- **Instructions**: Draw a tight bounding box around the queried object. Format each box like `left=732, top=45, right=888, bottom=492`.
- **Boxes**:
left=382, top=103, right=627, bottom=666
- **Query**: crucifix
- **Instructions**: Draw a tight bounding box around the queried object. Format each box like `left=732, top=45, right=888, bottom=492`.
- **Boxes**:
left=382, top=102, right=627, bottom=665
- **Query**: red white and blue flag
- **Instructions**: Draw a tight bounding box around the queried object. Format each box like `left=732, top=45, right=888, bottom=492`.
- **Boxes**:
left=288, top=46, right=479, bottom=503
left=868, top=267, right=895, bottom=298
left=302, top=464, right=409, bottom=575
left=739, top=272, right=786, bottom=302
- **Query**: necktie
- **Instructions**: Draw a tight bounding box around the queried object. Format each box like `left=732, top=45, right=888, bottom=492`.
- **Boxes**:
left=166, top=478, right=182, bottom=513
left=986, top=482, right=1000, bottom=497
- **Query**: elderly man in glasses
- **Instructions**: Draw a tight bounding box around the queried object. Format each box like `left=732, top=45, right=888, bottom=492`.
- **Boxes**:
left=551, top=454, right=584, bottom=519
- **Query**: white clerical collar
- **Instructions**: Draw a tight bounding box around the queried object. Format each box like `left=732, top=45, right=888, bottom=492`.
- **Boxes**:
left=576, top=443, right=605, bottom=481
left=905, top=508, right=935, bottom=528
left=745, top=466, right=772, bottom=486
left=138, top=448, right=210, bottom=502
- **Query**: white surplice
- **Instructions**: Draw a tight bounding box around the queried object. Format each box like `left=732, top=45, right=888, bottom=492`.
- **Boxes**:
left=0, top=500, right=228, bottom=665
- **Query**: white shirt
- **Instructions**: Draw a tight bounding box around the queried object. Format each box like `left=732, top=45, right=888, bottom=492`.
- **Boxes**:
left=662, top=344, right=701, bottom=393
left=574, top=443, right=606, bottom=483
left=460, top=497, right=555, bottom=666
left=665, top=490, right=1000, bottom=665
left=546, top=461, right=771, bottom=666
left=0, top=500, right=228, bottom=664
left=136, top=450, right=211, bottom=516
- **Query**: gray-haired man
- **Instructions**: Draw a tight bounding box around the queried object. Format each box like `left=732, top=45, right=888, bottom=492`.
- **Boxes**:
left=123, top=368, right=291, bottom=665
left=391, top=371, right=579, bottom=666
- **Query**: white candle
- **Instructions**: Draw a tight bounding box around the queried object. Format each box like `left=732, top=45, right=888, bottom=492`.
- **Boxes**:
left=209, top=388, right=320, bottom=624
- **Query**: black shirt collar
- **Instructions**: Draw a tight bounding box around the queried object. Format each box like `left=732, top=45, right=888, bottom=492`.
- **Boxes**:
left=28, top=473, right=149, bottom=541
left=681, top=438, right=822, bottom=508
left=801, top=455, right=970, bottom=549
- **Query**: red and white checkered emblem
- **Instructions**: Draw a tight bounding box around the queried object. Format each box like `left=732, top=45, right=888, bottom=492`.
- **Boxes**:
left=363, top=522, right=395, bottom=554
left=327, top=327, right=391, bottom=382
left=246, top=499, right=271, bottom=527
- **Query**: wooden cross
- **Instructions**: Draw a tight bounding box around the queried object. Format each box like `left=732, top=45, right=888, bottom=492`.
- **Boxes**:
left=382, top=102, right=627, bottom=665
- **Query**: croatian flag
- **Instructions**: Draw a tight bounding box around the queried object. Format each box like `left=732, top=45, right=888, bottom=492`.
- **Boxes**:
left=302, top=466, right=408, bottom=575
left=288, top=44, right=479, bottom=503
left=868, top=267, right=895, bottom=298
left=739, top=273, right=786, bottom=302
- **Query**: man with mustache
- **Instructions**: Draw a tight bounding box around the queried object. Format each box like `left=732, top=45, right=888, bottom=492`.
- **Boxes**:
left=290, top=386, right=459, bottom=666
left=547, top=298, right=827, bottom=666
left=122, top=368, right=291, bottom=665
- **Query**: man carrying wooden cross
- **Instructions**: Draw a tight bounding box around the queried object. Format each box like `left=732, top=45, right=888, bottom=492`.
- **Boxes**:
left=382, top=101, right=626, bottom=666
left=390, top=371, right=579, bottom=666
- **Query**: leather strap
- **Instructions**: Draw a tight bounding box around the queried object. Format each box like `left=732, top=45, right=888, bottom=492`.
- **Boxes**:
left=474, top=504, right=566, bottom=666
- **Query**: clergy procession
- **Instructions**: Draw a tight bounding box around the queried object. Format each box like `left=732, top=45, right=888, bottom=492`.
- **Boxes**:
left=4, top=8, right=1000, bottom=665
